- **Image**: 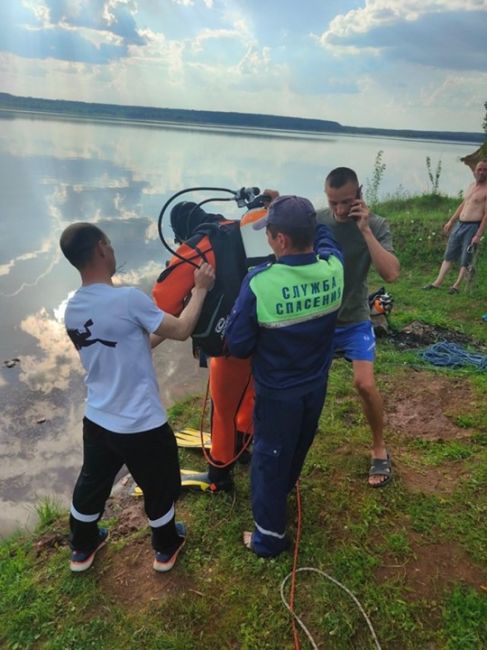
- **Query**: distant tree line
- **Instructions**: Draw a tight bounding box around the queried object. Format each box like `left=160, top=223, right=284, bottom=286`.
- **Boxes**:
left=0, top=92, right=483, bottom=145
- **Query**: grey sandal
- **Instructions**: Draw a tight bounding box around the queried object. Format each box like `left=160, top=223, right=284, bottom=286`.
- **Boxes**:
left=368, top=454, right=393, bottom=488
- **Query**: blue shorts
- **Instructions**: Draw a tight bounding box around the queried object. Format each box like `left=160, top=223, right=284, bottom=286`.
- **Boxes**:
left=333, top=320, right=376, bottom=362
left=444, top=221, right=479, bottom=267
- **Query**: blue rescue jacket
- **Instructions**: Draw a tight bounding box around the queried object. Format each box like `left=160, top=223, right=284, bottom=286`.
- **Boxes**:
left=225, top=224, right=344, bottom=399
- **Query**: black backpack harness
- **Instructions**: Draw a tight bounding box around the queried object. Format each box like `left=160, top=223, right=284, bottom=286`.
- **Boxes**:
left=156, top=220, right=248, bottom=357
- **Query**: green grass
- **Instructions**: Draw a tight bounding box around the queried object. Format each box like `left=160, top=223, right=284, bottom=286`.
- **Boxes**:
left=35, top=498, right=65, bottom=531
left=1, top=193, right=486, bottom=649
left=442, top=586, right=487, bottom=649
left=410, top=439, right=476, bottom=465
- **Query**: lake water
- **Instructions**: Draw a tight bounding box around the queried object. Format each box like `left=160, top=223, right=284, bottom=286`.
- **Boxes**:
left=0, top=114, right=477, bottom=535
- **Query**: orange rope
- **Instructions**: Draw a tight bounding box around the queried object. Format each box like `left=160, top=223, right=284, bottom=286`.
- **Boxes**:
left=199, top=378, right=302, bottom=647
left=290, top=480, right=303, bottom=649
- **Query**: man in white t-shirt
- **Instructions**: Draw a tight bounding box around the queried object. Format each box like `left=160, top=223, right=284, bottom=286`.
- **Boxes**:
left=60, top=222, right=214, bottom=573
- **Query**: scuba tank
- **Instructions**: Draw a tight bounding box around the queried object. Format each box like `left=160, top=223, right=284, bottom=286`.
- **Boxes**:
left=156, top=187, right=274, bottom=357
left=240, top=203, right=274, bottom=268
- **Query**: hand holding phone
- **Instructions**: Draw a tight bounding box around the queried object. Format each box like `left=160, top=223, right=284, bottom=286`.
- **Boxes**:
left=349, top=186, right=372, bottom=231
left=349, top=185, right=364, bottom=221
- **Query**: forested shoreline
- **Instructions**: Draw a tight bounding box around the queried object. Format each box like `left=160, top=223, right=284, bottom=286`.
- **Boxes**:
left=0, top=92, right=483, bottom=144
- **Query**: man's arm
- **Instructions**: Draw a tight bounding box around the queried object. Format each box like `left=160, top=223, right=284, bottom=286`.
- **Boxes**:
left=471, top=200, right=487, bottom=245
left=349, top=201, right=400, bottom=283
left=361, top=228, right=400, bottom=282
left=153, top=263, right=215, bottom=341
left=314, top=223, right=343, bottom=264
left=150, top=333, right=165, bottom=348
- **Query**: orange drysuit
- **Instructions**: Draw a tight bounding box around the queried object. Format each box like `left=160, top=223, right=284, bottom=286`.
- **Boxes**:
left=152, top=236, right=254, bottom=466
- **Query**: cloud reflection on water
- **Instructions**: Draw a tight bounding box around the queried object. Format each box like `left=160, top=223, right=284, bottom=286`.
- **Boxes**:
left=19, top=306, right=81, bottom=393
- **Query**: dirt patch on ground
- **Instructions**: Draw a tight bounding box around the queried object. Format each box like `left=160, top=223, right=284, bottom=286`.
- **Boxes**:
left=383, top=371, right=480, bottom=494
left=384, top=371, right=477, bottom=442
left=34, top=485, right=195, bottom=611
left=386, top=320, right=486, bottom=350
left=103, top=482, right=148, bottom=538
left=35, top=526, right=68, bottom=557
left=376, top=536, right=487, bottom=601
left=97, top=537, right=193, bottom=610
left=92, top=480, right=210, bottom=610
left=34, top=481, right=145, bottom=560
left=395, top=462, right=470, bottom=495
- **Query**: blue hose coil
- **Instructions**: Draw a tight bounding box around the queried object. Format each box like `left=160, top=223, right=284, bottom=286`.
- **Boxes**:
left=421, top=341, right=487, bottom=369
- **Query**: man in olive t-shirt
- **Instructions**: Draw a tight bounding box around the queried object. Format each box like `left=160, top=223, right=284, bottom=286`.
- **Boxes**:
left=317, top=167, right=400, bottom=487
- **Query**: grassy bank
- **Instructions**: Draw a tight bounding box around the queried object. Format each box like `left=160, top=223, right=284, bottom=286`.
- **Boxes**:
left=1, top=195, right=486, bottom=650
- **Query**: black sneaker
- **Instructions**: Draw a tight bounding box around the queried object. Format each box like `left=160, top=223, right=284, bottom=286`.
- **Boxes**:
left=153, top=522, right=186, bottom=573
left=70, top=528, right=109, bottom=572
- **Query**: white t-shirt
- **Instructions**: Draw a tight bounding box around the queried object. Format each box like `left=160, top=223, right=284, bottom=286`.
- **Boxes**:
left=65, top=283, right=166, bottom=433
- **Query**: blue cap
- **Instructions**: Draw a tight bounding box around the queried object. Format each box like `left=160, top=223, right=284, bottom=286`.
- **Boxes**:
left=252, top=195, right=316, bottom=231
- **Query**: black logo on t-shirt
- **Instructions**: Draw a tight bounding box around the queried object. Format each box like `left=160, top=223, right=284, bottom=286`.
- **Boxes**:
left=67, top=319, right=117, bottom=350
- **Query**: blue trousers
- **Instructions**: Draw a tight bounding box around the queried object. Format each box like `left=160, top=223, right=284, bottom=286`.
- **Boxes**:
left=250, top=383, right=327, bottom=556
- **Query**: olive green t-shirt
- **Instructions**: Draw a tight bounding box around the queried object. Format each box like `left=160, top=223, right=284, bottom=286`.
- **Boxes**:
left=316, top=208, right=394, bottom=326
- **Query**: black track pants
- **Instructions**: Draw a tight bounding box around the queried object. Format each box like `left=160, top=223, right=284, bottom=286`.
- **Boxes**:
left=70, top=417, right=181, bottom=552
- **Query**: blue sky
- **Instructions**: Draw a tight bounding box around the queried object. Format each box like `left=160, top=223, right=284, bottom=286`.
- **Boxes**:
left=0, top=0, right=486, bottom=131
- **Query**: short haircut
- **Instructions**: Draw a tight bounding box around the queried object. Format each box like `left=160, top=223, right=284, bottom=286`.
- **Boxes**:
left=267, top=222, right=315, bottom=251
left=60, top=222, right=106, bottom=270
left=325, top=167, right=358, bottom=188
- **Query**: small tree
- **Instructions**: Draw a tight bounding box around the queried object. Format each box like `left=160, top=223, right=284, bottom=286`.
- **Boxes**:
left=483, top=100, right=487, bottom=136
left=365, top=150, right=386, bottom=206
left=426, top=156, right=442, bottom=195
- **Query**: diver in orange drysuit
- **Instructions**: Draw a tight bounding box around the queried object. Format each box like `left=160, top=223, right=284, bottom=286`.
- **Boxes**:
left=153, top=199, right=273, bottom=491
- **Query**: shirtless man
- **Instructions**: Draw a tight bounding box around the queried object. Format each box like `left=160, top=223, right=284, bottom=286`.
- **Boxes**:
left=423, top=160, right=487, bottom=293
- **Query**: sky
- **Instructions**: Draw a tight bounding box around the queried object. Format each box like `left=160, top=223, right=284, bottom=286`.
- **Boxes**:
left=0, top=0, right=486, bottom=132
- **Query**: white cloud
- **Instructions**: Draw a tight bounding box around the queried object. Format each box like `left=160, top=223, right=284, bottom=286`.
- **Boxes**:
left=191, top=26, right=246, bottom=53
left=127, top=28, right=184, bottom=79
left=67, top=24, right=125, bottom=48
left=23, top=0, right=51, bottom=26
left=0, top=248, right=47, bottom=278
left=310, top=0, right=487, bottom=130
left=323, top=0, right=487, bottom=43
left=113, top=259, right=164, bottom=286
left=171, top=0, right=214, bottom=6
left=237, top=45, right=271, bottom=76
left=103, top=0, right=138, bottom=25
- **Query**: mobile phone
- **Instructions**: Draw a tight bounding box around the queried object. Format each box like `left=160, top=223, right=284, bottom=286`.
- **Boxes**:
left=349, top=185, right=363, bottom=221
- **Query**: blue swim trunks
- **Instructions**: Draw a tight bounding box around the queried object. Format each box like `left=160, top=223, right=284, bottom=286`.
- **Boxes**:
left=444, top=221, right=480, bottom=267
left=333, top=320, right=376, bottom=362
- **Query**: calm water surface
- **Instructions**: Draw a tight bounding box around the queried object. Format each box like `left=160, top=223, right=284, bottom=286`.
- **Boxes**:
left=0, top=115, right=475, bottom=535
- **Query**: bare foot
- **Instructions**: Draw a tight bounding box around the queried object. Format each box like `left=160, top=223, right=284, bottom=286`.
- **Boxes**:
left=368, top=473, right=389, bottom=487
left=242, top=531, right=253, bottom=549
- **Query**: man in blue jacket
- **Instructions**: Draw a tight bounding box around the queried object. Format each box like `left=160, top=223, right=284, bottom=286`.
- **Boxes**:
left=225, top=195, right=344, bottom=557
